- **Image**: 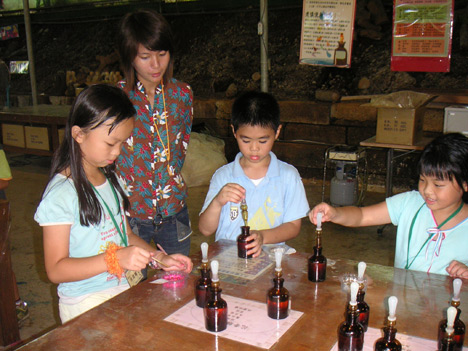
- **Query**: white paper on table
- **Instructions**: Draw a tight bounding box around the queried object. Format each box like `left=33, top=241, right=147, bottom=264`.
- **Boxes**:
left=330, top=326, right=468, bottom=350
left=164, top=295, right=303, bottom=349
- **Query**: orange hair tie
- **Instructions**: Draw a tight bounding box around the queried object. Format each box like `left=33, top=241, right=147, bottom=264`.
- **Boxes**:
left=105, top=242, right=124, bottom=281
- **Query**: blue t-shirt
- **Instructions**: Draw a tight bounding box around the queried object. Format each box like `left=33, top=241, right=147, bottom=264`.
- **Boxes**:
left=387, top=190, right=468, bottom=275
left=34, top=174, right=129, bottom=297
left=200, top=152, right=310, bottom=241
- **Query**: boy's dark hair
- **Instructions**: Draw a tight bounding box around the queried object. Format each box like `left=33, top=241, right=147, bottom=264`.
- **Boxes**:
left=231, top=91, right=280, bottom=132
left=418, top=132, right=468, bottom=202
left=48, top=84, right=136, bottom=226
left=117, top=9, right=174, bottom=91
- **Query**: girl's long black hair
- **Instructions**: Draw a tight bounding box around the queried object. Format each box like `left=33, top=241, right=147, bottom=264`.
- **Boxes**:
left=418, top=132, right=468, bottom=203
left=47, top=84, right=135, bottom=226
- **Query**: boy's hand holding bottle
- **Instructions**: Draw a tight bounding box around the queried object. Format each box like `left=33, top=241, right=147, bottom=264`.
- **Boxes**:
left=245, top=230, right=264, bottom=258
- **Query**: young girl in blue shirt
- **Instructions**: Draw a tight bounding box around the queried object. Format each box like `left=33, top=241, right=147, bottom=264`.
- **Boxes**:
left=310, top=133, right=468, bottom=278
left=35, top=85, right=192, bottom=323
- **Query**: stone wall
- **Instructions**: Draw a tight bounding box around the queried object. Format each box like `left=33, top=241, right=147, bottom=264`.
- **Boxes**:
left=193, top=98, right=445, bottom=190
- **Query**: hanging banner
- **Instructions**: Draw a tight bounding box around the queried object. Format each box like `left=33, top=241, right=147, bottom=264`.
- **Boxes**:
left=299, top=0, right=356, bottom=68
left=391, top=0, right=453, bottom=72
left=0, top=24, right=19, bottom=41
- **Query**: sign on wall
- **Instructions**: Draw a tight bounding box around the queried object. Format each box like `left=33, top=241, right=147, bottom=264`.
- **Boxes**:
left=391, top=0, right=454, bottom=72
left=0, top=24, right=19, bottom=41
left=300, top=0, right=356, bottom=68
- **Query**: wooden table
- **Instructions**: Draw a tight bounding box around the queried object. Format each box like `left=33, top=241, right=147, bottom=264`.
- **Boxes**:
left=16, top=240, right=468, bottom=350
left=0, top=105, right=70, bottom=156
left=360, top=136, right=432, bottom=198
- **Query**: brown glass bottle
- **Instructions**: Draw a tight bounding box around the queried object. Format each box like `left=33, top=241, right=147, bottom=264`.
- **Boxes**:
left=374, top=326, right=402, bottom=351
left=338, top=304, right=364, bottom=351
left=357, top=288, right=370, bottom=332
left=338, top=282, right=364, bottom=351
left=204, top=260, right=228, bottom=332
left=195, top=265, right=211, bottom=308
left=267, top=272, right=289, bottom=319
left=308, top=223, right=326, bottom=282
left=439, top=336, right=456, bottom=351
left=237, top=225, right=253, bottom=259
left=438, top=307, right=465, bottom=351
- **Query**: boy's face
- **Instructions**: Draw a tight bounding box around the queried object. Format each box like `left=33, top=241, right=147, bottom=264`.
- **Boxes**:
left=231, top=124, right=281, bottom=166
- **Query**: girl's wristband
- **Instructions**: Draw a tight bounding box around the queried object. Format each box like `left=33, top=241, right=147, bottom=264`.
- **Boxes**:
left=105, top=242, right=124, bottom=280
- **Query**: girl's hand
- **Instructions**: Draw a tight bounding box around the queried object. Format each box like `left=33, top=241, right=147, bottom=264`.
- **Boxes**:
left=117, top=246, right=152, bottom=271
left=246, top=230, right=264, bottom=258
left=159, top=253, right=193, bottom=273
left=214, top=183, right=245, bottom=207
left=309, top=202, right=337, bottom=225
left=446, top=260, right=468, bottom=279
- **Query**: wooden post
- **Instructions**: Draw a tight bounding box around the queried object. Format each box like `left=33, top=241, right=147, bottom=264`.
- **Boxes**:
left=0, top=199, right=21, bottom=346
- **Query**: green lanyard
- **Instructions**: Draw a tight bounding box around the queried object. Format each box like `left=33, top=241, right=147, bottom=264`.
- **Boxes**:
left=91, top=179, right=128, bottom=247
left=405, top=201, right=463, bottom=269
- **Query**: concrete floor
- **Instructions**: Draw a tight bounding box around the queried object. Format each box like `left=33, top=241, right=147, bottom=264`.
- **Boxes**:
left=5, top=153, right=397, bottom=344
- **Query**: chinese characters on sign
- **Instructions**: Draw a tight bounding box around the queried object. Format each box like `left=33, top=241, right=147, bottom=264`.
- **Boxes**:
left=0, top=25, right=19, bottom=41
left=300, top=0, right=356, bottom=68
left=391, top=0, right=453, bottom=72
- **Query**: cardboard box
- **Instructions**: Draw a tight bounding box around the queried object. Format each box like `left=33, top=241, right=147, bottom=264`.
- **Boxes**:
left=376, top=106, right=425, bottom=145
left=25, top=126, right=50, bottom=151
left=2, top=123, right=25, bottom=148
left=58, top=128, right=65, bottom=144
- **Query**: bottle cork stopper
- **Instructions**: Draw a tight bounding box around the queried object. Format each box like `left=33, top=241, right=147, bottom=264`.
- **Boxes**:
left=350, top=281, right=359, bottom=306
left=316, top=212, right=323, bottom=230
left=358, top=261, right=366, bottom=282
left=388, top=296, right=398, bottom=322
left=446, top=306, right=457, bottom=335
left=201, top=242, right=209, bottom=263
left=211, top=260, right=219, bottom=282
left=453, top=278, right=462, bottom=302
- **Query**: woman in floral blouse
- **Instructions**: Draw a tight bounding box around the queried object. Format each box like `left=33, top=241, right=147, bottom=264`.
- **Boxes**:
left=116, top=9, right=193, bottom=261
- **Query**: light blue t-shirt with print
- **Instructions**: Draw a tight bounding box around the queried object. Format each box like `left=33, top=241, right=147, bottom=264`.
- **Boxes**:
left=387, top=190, right=468, bottom=275
left=34, top=174, right=129, bottom=297
left=201, top=152, right=310, bottom=241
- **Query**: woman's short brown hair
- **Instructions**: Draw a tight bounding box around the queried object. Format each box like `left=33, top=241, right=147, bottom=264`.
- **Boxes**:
left=117, top=9, right=174, bottom=90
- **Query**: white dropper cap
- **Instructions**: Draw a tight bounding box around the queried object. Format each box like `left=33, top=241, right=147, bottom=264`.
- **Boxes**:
left=350, top=281, right=359, bottom=306
left=452, top=278, right=462, bottom=302
left=211, top=260, right=219, bottom=283
left=201, top=242, right=209, bottom=263
left=316, top=212, right=323, bottom=230
left=275, top=249, right=283, bottom=272
left=358, top=262, right=366, bottom=283
left=446, top=306, right=457, bottom=335
left=388, top=296, right=398, bottom=322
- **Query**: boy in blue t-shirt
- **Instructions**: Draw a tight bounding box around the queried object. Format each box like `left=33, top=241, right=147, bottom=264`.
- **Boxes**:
left=199, top=91, right=310, bottom=257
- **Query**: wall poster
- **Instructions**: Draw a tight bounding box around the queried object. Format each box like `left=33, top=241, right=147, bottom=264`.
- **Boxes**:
left=299, top=0, right=356, bottom=68
left=391, top=0, right=454, bottom=72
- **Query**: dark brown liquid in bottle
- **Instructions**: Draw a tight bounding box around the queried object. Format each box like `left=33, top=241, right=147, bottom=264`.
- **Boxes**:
left=374, top=326, right=402, bottom=351
left=195, top=266, right=211, bottom=308
left=267, top=276, right=289, bottom=319
left=308, top=246, right=326, bottom=282
left=338, top=305, right=364, bottom=351
left=356, top=289, right=370, bottom=332
left=438, top=311, right=465, bottom=351
left=237, top=226, right=253, bottom=259
left=204, top=285, right=228, bottom=332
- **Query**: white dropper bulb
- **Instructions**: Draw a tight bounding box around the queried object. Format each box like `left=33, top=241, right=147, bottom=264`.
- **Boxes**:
left=211, top=260, right=219, bottom=283
left=275, top=249, right=283, bottom=272
left=350, top=281, right=359, bottom=306
left=201, top=242, right=209, bottom=263
left=316, top=212, right=323, bottom=230
left=446, top=306, right=457, bottom=335
left=358, top=261, right=366, bottom=282
left=388, top=296, right=398, bottom=322
left=452, top=278, right=462, bottom=302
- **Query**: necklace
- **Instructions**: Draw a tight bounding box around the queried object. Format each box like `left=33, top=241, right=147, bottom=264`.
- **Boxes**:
left=405, top=201, right=463, bottom=270
left=91, top=179, right=128, bottom=247
left=153, top=83, right=172, bottom=176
